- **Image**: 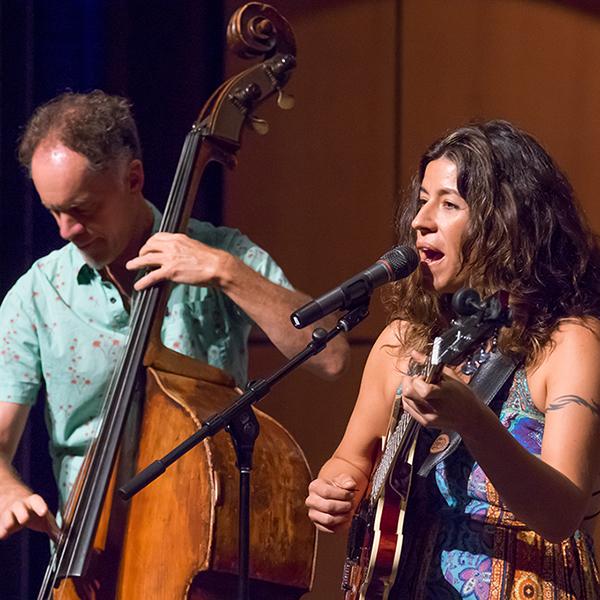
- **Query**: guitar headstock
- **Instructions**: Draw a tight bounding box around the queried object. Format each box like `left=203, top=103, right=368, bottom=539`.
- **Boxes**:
left=428, top=289, right=511, bottom=377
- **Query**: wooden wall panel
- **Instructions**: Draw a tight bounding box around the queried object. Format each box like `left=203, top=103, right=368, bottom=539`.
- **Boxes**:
left=223, top=0, right=399, bottom=340
left=399, top=0, right=600, bottom=230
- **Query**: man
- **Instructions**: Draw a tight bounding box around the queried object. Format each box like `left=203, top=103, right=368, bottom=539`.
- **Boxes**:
left=0, top=90, right=348, bottom=541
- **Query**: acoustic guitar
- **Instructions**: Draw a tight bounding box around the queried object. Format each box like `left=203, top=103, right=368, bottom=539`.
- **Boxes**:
left=341, top=288, right=511, bottom=599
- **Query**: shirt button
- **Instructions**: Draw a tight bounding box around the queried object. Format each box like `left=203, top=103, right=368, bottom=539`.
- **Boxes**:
left=110, top=297, right=117, bottom=304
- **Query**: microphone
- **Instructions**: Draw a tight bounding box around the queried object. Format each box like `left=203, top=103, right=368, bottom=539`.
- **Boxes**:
left=290, top=245, right=419, bottom=329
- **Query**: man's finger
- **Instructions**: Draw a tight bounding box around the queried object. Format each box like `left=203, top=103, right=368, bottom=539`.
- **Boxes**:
left=133, top=267, right=168, bottom=291
left=27, top=494, right=49, bottom=517
left=11, top=501, right=31, bottom=527
left=126, top=252, right=163, bottom=270
left=0, top=510, right=19, bottom=537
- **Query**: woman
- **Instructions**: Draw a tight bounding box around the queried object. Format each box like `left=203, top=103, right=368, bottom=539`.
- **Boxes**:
left=306, top=120, right=600, bottom=598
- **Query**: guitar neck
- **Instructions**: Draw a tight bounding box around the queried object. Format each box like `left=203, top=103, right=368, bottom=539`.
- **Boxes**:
left=369, top=410, right=419, bottom=504
left=424, top=363, right=443, bottom=384
left=368, top=354, right=444, bottom=504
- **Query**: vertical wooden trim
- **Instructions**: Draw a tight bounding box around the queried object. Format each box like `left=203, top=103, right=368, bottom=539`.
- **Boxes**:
left=394, top=0, right=403, bottom=217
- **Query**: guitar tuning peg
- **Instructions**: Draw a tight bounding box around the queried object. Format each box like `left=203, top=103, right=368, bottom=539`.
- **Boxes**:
left=277, top=89, right=295, bottom=110
left=476, top=346, right=491, bottom=364
left=247, top=115, right=270, bottom=135
left=461, top=357, right=478, bottom=376
left=490, top=331, right=499, bottom=352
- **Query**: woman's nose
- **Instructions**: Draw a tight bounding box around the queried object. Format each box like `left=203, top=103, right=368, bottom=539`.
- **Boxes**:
left=411, top=201, right=436, bottom=233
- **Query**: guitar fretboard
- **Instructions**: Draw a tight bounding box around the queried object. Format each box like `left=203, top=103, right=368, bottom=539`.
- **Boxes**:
left=369, top=410, right=417, bottom=504
left=368, top=359, right=433, bottom=506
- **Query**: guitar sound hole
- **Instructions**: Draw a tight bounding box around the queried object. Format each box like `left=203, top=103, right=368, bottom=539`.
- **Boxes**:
left=389, top=461, right=412, bottom=497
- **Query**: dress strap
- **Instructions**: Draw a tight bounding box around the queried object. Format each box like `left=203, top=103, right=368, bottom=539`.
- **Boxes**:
left=417, top=352, right=520, bottom=477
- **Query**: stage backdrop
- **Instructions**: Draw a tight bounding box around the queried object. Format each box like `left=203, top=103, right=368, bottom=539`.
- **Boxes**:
left=2, top=1, right=600, bottom=599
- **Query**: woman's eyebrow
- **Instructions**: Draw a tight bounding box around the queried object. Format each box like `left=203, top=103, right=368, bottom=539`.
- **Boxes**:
left=419, top=185, right=460, bottom=196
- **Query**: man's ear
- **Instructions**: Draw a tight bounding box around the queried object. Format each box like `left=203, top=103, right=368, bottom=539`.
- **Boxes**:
left=127, top=159, right=144, bottom=193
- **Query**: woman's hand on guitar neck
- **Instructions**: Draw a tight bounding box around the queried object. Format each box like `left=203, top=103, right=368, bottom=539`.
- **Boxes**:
left=401, top=366, right=484, bottom=436
left=305, top=474, right=358, bottom=534
left=0, top=489, right=59, bottom=541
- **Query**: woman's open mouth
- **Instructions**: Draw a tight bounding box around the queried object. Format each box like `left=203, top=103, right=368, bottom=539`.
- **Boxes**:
left=420, top=247, right=445, bottom=263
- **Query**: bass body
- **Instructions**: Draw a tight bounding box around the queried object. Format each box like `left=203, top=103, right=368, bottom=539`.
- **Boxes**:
left=50, top=362, right=315, bottom=600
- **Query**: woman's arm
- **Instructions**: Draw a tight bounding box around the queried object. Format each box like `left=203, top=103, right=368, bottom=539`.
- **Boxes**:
left=306, top=323, right=407, bottom=533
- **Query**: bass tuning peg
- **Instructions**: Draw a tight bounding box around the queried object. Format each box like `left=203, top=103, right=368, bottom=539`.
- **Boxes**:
left=277, top=89, right=295, bottom=110
left=247, top=115, right=270, bottom=135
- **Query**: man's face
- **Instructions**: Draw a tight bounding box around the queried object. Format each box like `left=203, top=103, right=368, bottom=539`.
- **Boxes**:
left=31, top=141, right=143, bottom=269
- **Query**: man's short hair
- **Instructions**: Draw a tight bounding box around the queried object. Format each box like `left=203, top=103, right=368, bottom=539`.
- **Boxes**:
left=18, top=90, right=142, bottom=173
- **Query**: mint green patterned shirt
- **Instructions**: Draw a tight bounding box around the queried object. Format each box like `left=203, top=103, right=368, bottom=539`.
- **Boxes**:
left=0, top=205, right=292, bottom=505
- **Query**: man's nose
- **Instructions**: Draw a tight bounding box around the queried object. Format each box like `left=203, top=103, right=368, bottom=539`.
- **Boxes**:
left=57, top=213, right=85, bottom=240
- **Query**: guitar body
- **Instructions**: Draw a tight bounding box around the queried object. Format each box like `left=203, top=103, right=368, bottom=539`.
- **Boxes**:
left=342, top=442, right=416, bottom=600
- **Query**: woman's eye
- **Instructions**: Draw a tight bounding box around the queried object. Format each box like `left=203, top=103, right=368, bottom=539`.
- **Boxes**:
left=443, top=200, right=458, bottom=209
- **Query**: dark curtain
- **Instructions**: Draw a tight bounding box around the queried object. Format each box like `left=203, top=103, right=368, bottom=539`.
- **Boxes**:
left=0, top=2, right=224, bottom=597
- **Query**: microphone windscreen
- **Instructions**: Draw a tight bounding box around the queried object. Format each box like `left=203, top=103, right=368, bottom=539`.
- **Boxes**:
left=381, top=246, right=419, bottom=280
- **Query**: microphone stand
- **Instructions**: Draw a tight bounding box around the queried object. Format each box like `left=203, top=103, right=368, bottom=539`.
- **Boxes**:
left=118, top=303, right=370, bottom=600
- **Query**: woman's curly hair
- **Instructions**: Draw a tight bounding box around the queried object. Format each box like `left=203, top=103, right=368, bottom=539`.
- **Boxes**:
left=385, top=120, right=600, bottom=366
left=18, top=90, right=141, bottom=173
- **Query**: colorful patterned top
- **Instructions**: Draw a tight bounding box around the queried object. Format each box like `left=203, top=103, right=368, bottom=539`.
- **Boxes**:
left=396, top=368, right=600, bottom=599
left=0, top=203, right=292, bottom=506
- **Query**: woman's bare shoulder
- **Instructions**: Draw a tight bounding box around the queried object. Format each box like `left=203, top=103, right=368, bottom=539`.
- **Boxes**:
left=529, top=316, right=600, bottom=410
left=369, top=320, right=411, bottom=369
left=542, top=317, right=600, bottom=364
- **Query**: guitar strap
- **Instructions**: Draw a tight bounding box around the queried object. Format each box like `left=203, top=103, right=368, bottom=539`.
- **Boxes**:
left=417, top=351, right=520, bottom=477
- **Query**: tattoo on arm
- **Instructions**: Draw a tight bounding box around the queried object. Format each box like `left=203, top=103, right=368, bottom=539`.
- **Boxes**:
left=546, top=394, right=600, bottom=418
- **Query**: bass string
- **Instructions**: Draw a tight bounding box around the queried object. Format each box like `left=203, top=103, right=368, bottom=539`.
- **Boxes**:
left=42, top=286, right=159, bottom=597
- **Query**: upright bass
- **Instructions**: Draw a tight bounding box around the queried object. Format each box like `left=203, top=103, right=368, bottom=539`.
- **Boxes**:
left=37, top=4, right=315, bottom=599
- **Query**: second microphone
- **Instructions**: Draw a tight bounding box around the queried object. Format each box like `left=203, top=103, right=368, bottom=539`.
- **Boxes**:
left=290, top=245, right=419, bottom=329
